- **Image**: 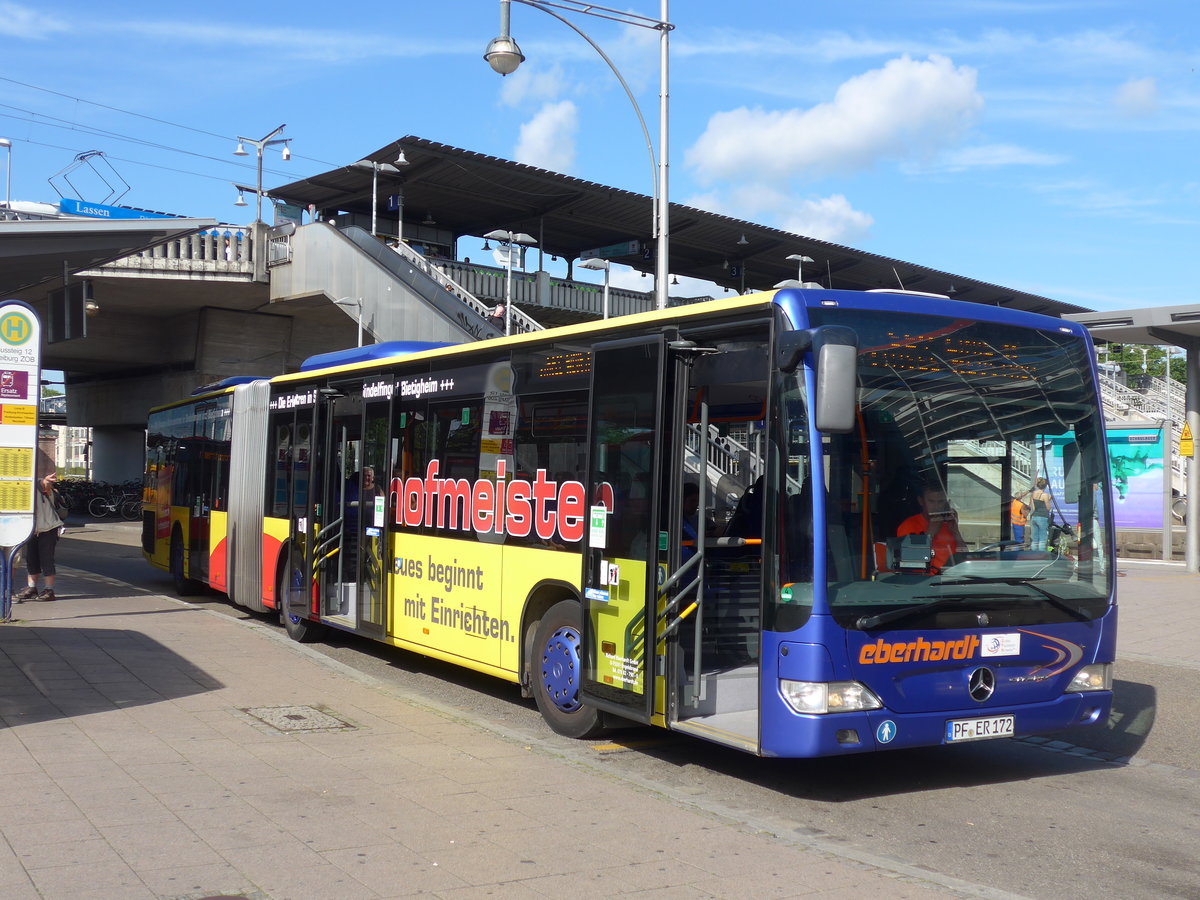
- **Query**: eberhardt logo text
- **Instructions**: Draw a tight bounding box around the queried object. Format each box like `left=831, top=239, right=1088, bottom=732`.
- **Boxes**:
left=859, top=635, right=981, bottom=664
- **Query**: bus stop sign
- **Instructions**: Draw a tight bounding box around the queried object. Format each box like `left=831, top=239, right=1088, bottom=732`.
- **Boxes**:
left=0, top=301, right=41, bottom=549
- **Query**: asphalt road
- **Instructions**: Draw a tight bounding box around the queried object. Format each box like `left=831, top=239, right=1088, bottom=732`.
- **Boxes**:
left=57, top=528, right=1200, bottom=900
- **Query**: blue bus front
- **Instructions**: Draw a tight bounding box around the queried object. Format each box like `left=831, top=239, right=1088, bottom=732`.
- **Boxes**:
left=760, top=291, right=1115, bottom=757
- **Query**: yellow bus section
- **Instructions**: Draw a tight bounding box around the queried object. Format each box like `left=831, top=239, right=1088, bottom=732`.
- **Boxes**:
left=209, top=510, right=228, bottom=593
left=388, top=532, right=582, bottom=675
left=589, top=556, right=647, bottom=696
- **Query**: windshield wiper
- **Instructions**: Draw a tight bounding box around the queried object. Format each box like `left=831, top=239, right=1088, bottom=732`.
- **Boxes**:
left=855, top=576, right=1093, bottom=630
left=930, top=576, right=1092, bottom=622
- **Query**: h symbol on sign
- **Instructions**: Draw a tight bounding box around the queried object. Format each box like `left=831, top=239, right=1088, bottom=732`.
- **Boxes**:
left=2, top=317, right=27, bottom=343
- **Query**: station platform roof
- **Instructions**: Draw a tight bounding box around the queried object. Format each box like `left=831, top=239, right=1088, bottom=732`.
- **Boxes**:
left=273, top=135, right=1087, bottom=319
left=1067, top=304, right=1200, bottom=348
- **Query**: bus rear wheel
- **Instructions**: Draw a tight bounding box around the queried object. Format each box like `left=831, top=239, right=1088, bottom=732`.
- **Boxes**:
left=278, top=557, right=323, bottom=643
left=531, top=600, right=604, bottom=739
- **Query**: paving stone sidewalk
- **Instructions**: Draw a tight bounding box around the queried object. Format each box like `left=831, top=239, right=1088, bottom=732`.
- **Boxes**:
left=0, top=562, right=949, bottom=900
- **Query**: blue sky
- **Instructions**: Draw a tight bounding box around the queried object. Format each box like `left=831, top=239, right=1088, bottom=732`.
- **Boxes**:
left=1, top=0, right=1197, bottom=311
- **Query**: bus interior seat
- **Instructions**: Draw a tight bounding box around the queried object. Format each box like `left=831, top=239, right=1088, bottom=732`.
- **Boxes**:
left=726, top=476, right=763, bottom=539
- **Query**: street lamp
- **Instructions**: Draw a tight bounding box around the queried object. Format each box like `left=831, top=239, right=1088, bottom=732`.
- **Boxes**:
left=786, top=254, right=814, bottom=282
left=578, top=257, right=611, bottom=319
left=0, top=138, right=10, bottom=210
left=233, top=124, right=290, bottom=223
left=333, top=297, right=364, bottom=347
left=353, top=157, right=407, bottom=238
left=484, top=229, right=537, bottom=335
left=485, top=0, right=673, bottom=311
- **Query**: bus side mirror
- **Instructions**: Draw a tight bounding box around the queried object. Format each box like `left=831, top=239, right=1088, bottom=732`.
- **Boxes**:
left=777, top=326, right=858, bottom=434
left=813, top=326, right=858, bottom=434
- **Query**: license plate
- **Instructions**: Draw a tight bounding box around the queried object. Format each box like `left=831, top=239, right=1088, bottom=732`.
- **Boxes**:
left=945, top=715, right=1015, bottom=742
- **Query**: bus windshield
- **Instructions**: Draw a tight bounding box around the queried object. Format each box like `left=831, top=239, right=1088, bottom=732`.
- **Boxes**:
left=786, top=308, right=1112, bottom=631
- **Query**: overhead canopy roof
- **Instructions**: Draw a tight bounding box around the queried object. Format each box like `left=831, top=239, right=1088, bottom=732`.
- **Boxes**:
left=0, top=217, right=215, bottom=296
left=272, top=135, right=1086, bottom=318
left=1067, top=304, right=1200, bottom=348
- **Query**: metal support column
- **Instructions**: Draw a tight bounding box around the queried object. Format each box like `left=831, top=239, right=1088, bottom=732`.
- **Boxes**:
left=1187, top=346, right=1200, bottom=572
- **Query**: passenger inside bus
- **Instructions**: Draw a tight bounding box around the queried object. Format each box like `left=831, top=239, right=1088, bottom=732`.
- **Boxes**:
left=895, top=482, right=967, bottom=571
left=681, top=481, right=700, bottom=562
left=344, top=466, right=381, bottom=569
left=725, top=476, right=763, bottom=539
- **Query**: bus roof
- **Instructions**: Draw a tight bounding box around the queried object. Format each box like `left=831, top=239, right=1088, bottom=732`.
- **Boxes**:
left=156, top=288, right=1087, bottom=408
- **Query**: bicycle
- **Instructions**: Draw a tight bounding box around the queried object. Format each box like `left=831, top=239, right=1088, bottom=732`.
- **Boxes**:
left=88, top=492, right=142, bottom=521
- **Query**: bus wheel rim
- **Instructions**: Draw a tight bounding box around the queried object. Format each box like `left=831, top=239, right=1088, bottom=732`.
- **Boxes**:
left=540, top=625, right=582, bottom=713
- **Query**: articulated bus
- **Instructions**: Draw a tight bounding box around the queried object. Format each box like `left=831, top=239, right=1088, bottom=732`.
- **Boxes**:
left=143, top=288, right=1115, bottom=757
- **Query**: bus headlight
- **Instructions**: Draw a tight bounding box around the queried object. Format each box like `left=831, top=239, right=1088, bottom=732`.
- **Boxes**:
left=780, top=680, right=882, bottom=714
left=1064, top=663, right=1112, bottom=693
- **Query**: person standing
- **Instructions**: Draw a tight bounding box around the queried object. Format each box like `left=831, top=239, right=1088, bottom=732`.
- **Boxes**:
left=1028, top=477, right=1052, bottom=551
left=486, top=302, right=506, bottom=332
left=1010, top=495, right=1029, bottom=546
left=15, top=472, right=64, bottom=602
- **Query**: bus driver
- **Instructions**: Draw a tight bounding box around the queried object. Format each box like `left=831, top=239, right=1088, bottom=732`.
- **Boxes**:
left=896, top=483, right=967, bottom=571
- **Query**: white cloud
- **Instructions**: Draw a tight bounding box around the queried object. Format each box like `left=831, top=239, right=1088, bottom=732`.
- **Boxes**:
left=0, top=2, right=69, bottom=38
left=602, top=266, right=724, bottom=301
left=499, top=64, right=571, bottom=108
left=609, top=266, right=656, bottom=292
left=1115, top=77, right=1158, bottom=117
left=780, top=195, right=875, bottom=243
left=686, top=185, right=874, bottom=244
left=514, top=100, right=579, bottom=174
left=922, top=143, right=1067, bottom=172
left=685, top=55, right=982, bottom=182
left=667, top=274, right=724, bottom=299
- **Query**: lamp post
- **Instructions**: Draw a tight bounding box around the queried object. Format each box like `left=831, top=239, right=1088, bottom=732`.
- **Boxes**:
left=578, top=257, right=611, bottom=318
left=333, top=297, right=364, bottom=347
left=233, top=124, right=290, bottom=223
left=485, top=0, right=672, bottom=311
left=786, top=254, right=814, bottom=282
left=0, top=138, right=10, bottom=211
left=484, top=229, right=537, bottom=335
left=354, top=156, right=407, bottom=238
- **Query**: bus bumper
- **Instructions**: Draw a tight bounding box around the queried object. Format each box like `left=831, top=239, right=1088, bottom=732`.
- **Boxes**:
left=759, top=691, right=1112, bottom=758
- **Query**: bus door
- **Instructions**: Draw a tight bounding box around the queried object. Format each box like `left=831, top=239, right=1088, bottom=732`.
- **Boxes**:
left=579, top=336, right=667, bottom=725
left=663, top=340, right=768, bottom=754
left=270, top=397, right=318, bottom=626
left=317, top=390, right=364, bottom=626
left=358, top=397, right=390, bottom=637
left=175, top=441, right=211, bottom=583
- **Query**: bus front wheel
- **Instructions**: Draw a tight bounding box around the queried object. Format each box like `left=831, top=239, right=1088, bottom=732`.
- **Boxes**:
left=278, top=558, right=323, bottom=643
left=531, top=600, right=604, bottom=739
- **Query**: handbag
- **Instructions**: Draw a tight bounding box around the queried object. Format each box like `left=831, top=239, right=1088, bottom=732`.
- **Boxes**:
left=53, top=488, right=70, bottom=521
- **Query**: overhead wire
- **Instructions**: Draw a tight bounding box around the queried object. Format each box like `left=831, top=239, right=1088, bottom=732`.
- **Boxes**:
left=0, top=75, right=342, bottom=189
left=0, top=106, right=294, bottom=180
